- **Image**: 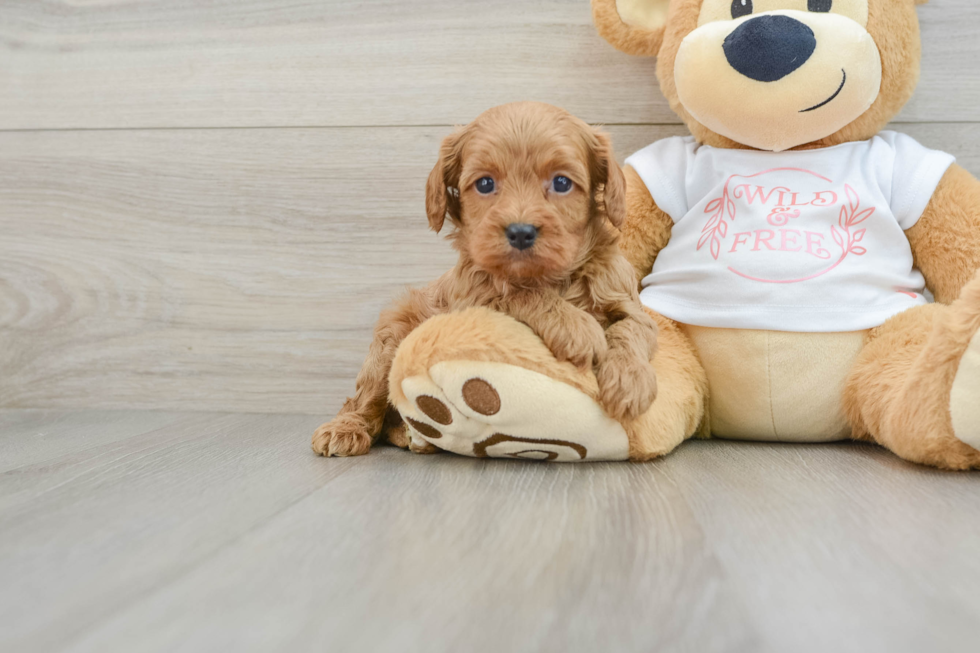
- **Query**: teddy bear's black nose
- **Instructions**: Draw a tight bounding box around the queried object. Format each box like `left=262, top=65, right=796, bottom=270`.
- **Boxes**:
left=723, top=15, right=816, bottom=83
left=506, top=223, right=538, bottom=251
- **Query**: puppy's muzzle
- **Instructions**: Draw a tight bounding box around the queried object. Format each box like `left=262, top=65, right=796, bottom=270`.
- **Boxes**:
left=506, top=223, right=538, bottom=251
left=724, top=15, right=816, bottom=83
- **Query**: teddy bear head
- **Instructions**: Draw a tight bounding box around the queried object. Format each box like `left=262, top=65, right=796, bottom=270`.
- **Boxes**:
left=593, top=0, right=929, bottom=152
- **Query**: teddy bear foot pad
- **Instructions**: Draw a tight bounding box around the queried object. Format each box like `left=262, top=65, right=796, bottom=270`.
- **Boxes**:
left=395, top=360, right=630, bottom=462
left=951, top=329, right=980, bottom=452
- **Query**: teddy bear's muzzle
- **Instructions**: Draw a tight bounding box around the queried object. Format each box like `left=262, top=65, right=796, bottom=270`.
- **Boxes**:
left=674, top=10, right=882, bottom=151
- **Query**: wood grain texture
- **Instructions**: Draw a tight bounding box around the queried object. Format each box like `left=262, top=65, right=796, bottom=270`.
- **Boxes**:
left=662, top=442, right=980, bottom=653
left=0, top=411, right=358, bottom=653
left=0, top=0, right=976, bottom=130
left=1, top=410, right=978, bottom=652
left=0, top=409, right=187, bottom=472
left=0, top=0, right=663, bottom=129
left=2, top=123, right=978, bottom=414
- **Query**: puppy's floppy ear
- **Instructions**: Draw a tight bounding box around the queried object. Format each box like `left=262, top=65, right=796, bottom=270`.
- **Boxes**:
left=592, top=0, right=671, bottom=57
left=589, top=130, right=627, bottom=229
left=425, top=131, right=465, bottom=233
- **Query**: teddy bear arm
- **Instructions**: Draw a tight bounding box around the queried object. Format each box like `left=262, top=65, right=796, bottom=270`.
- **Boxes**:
left=619, top=165, right=674, bottom=285
left=906, top=164, right=980, bottom=304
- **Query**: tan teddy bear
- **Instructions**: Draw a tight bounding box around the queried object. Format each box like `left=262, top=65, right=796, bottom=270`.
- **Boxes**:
left=330, top=0, right=980, bottom=469
left=584, top=0, right=980, bottom=469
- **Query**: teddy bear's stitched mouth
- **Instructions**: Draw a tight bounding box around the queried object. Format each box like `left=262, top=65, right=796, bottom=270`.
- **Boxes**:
left=800, top=69, right=847, bottom=113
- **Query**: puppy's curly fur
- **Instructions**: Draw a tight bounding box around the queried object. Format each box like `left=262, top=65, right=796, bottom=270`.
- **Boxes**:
left=314, top=102, right=658, bottom=457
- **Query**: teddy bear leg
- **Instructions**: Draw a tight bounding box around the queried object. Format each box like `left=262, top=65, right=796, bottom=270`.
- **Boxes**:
left=388, top=307, right=632, bottom=461
left=623, top=309, right=709, bottom=461
left=843, top=271, right=980, bottom=470
left=389, top=306, right=706, bottom=462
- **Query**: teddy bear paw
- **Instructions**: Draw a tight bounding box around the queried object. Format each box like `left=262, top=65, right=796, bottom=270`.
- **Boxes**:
left=393, top=360, right=630, bottom=462
left=950, top=328, right=980, bottom=455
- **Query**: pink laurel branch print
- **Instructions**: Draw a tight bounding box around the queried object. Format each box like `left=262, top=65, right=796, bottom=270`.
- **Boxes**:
left=698, top=183, right=735, bottom=260
left=830, top=184, right=873, bottom=259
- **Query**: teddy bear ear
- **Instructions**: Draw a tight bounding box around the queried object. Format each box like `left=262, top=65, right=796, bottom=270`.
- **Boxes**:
left=592, top=0, right=671, bottom=57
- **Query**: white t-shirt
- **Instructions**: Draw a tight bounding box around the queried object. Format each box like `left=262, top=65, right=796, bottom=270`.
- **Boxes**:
left=625, top=132, right=955, bottom=332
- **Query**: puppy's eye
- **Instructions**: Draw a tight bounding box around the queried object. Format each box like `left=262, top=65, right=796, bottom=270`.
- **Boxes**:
left=475, top=177, right=495, bottom=195
left=730, top=0, right=752, bottom=19
left=808, top=0, right=832, bottom=11
left=551, top=176, right=573, bottom=194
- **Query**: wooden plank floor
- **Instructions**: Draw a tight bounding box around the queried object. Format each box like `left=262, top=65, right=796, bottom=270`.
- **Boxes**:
left=2, top=410, right=979, bottom=653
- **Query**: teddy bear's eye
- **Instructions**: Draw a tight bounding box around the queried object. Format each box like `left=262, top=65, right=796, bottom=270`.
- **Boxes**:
left=808, top=0, right=832, bottom=11
left=731, top=0, right=753, bottom=19
left=475, top=177, right=495, bottom=194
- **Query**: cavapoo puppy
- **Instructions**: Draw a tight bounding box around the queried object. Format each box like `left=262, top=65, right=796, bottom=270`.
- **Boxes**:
left=313, top=102, right=658, bottom=457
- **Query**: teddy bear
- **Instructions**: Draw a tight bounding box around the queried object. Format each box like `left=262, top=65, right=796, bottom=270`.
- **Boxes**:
left=380, top=0, right=980, bottom=469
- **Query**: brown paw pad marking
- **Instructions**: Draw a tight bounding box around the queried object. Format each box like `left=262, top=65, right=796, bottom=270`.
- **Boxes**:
left=473, top=434, right=586, bottom=460
left=416, top=395, right=453, bottom=425
left=462, top=378, right=501, bottom=416
left=505, top=450, right=559, bottom=461
left=405, top=417, right=443, bottom=440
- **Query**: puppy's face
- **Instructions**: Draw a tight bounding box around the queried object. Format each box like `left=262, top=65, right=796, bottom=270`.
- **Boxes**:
left=426, top=103, right=625, bottom=285
left=456, top=113, right=593, bottom=282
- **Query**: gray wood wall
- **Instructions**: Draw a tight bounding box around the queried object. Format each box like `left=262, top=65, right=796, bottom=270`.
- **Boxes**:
left=2, top=0, right=979, bottom=415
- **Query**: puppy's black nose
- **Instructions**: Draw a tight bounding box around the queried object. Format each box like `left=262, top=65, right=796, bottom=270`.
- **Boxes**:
left=506, top=223, right=538, bottom=251
left=723, top=15, right=816, bottom=83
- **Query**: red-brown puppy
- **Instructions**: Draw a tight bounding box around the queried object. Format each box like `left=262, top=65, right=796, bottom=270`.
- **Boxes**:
left=313, top=102, right=658, bottom=457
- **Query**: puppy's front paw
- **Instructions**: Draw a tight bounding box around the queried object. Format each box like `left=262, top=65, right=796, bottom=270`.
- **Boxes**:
left=543, top=311, right=608, bottom=369
left=312, top=414, right=373, bottom=457
left=596, top=349, right=658, bottom=422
